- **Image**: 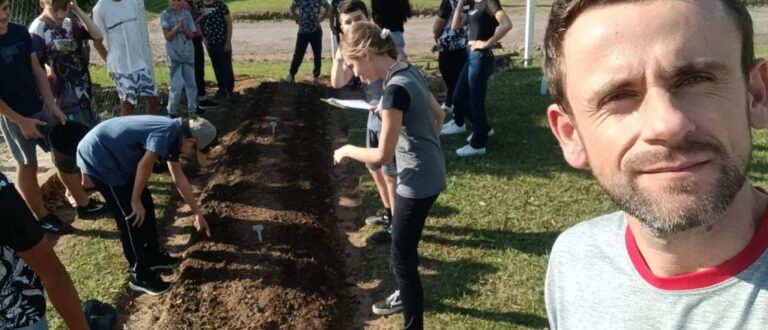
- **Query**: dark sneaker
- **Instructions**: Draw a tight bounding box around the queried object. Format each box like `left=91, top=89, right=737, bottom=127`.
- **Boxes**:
left=198, top=99, right=221, bottom=110
left=365, top=213, right=390, bottom=226
left=77, top=198, right=107, bottom=219
left=148, top=251, right=181, bottom=271
left=372, top=290, right=403, bottom=315
left=128, top=271, right=171, bottom=296
left=167, top=113, right=180, bottom=119
left=367, top=227, right=392, bottom=244
left=40, top=214, right=75, bottom=235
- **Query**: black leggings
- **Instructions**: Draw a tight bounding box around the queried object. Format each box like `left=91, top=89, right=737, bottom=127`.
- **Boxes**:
left=193, top=36, right=206, bottom=96
left=391, top=193, right=439, bottom=330
left=438, top=48, right=468, bottom=108
left=289, top=29, right=323, bottom=78
left=92, top=177, right=160, bottom=280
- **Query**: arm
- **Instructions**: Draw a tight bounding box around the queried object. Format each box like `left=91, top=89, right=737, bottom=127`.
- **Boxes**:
left=433, top=17, right=446, bottom=43
left=128, top=151, right=158, bottom=227
left=163, top=18, right=184, bottom=41
left=485, top=10, right=512, bottom=47
left=224, top=14, right=233, bottom=52
left=451, top=0, right=466, bottom=31
left=71, top=1, right=103, bottom=41
left=334, top=109, right=401, bottom=165
left=168, top=161, right=211, bottom=236
left=0, top=99, right=46, bottom=139
left=91, top=7, right=108, bottom=61
left=429, top=93, right=445, bottom=133
left=330, top=50, right=354, bottom=88
left=31, top=54, right=65, bottom=124
left=19, top=238, right=88, bottom=330
left=93, top=39, right=108, bottom=62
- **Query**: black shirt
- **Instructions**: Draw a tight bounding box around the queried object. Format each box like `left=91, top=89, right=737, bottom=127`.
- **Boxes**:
left=0, top=172, right=46, bottom=329
left=468, top=0, right=501, bottom=41
left=371, top=0, right=411, bottom=32
left=0, top=23, right=43, bottom=117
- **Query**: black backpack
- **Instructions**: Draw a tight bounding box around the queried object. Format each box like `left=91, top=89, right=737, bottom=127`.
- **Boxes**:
left=82, top=299, right=117, bottom=330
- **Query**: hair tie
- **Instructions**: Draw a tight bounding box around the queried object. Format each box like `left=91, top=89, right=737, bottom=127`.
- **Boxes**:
left=380, top=28, right=391, bottom=39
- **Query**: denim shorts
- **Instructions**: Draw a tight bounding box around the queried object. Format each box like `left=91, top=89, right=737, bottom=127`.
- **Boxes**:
left=391, top=31, right=406, bottom=49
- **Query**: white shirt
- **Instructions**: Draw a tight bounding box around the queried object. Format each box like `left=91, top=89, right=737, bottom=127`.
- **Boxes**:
left=92, top=0, right=153, bottom=74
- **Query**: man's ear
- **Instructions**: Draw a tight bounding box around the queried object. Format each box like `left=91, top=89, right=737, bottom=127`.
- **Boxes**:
left=547, top=104, right=588, bottom=169
left=748, top=59, right=768, bottom=129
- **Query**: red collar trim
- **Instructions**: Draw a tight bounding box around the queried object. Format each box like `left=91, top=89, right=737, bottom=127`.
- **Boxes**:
left=625, top=198, right=768, bottom=290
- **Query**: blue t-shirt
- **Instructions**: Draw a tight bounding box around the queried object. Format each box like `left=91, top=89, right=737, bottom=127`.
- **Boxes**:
left=0, top=23, right=43, bottom=117
left=76, top=116, right=183, bottom=186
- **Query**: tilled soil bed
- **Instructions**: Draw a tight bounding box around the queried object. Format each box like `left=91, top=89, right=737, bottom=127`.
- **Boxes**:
left=151, top=82, right=350, bottom=329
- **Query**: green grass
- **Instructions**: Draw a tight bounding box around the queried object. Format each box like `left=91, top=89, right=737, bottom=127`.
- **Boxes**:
left=46, top=173, right=178, bottom=329
left=143, top=0, right=554, bottom=19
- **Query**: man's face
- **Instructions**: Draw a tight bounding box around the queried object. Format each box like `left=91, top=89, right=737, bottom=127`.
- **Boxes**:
left=549, top=0, right=761, bottom=236
left=339, top=10, right=366, bottom=34
left=0, top=2, right=10, bottom=32
left=181, top=138, right=196, bottom=157
left=42, top=3, right=70, bottom=25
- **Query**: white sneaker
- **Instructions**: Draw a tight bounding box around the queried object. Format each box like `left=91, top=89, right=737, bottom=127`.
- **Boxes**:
left=456, top=144, right=486, bottom=157
left=441, top=120, right=466, bottom=135
left=466, top=128, right=496, bottom=142
left=441, top=103, right=453, bottom=113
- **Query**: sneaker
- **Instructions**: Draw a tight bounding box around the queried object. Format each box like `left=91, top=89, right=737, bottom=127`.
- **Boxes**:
left=128, top=271, right=171, bottom=296
left=39, top=214, right=75, bottom=235
left=286, top=74, right=295, bottom=83
left=198, top=99, right=221, bottom=110
left=466, top=128, right=496, bottom=142
left=441, top=103, right=453, bottom=113
left=148, top=251, right=181, bottom=271
left=372, top=290, right=403, bottom=315
left=441, top=120, right=466, bottom=135
left=191, top=107, right=205, bottom=117
left=456, top=144, right=486, bottom=157
left=365, top=213, right=390, bottom=226
left=167, top=112, right=180, bottom=119
left=76, top=198, right=107, bottom=219
left=312, top=76, right=321, bottom=85
left=367, top=227, right=392, bottom=244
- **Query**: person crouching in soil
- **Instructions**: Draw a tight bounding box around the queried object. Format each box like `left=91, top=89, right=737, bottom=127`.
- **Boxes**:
left=76, top=115, right=216, bottom=296
left=333, top=22, right=446, bottom=330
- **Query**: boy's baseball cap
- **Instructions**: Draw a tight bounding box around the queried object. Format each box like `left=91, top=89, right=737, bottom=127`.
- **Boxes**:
left=189, top=117, right=217, bottom=151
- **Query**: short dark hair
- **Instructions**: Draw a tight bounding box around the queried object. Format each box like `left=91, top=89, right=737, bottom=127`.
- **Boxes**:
left=337, top=0, right=369, bottom=19
left=542, top=0, right=755, bottom=113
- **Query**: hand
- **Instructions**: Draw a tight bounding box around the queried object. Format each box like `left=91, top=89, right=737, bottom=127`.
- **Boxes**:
left=224, top=41, right=231, bottom=52
left=50, top=106, right=66, bottom=125
left=127, top=199, right=146, bottom=228
left=193, top=213, right=211, bottom=237
left=333, top=145, right=350, bottom=165
left=468, top=40, right=490, bottom=51
left=200, top=8, right=211, bottom=17
left=17, top=116, right=46, bottom=139
left=431, top=44, right=438, bottom=53
left=176, top=18, right=184, bottom=29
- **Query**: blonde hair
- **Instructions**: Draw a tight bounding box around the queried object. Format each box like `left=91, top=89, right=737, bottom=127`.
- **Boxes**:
left=340, top=22, right=398, bottom=60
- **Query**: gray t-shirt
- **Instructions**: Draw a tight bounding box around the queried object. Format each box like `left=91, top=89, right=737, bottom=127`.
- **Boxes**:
left=546, top=211, right=768, bottom=330
left=382, top=65, right=446, bottom=199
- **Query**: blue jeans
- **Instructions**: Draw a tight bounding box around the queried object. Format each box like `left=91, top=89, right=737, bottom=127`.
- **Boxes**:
left=14, top=317, right=48, bottom=330
left=452, top=49, right=495, bottom=148
left=167, top=60, right=198, bottom=114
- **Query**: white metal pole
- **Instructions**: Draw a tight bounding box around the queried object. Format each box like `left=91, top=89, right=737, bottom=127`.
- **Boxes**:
left=328, top=0, right=337, bottom=58
left=523, top=0, right=536, bottom=67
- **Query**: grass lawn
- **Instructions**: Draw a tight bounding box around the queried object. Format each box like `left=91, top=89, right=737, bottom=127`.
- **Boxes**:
left=44, top=44, right=768, bottom=329
left=143, top=0, right=554, bottom=19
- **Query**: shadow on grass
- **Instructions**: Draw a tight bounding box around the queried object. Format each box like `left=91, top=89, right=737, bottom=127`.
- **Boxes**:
left=423, top=226, right=559, bottom=256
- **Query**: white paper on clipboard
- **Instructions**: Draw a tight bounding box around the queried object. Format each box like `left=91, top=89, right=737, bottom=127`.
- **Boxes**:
left=321, top=98, right=372, bottom=111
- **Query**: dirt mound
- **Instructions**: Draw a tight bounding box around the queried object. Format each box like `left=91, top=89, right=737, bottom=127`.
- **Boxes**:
left=152, top=82, right=350, bottom=329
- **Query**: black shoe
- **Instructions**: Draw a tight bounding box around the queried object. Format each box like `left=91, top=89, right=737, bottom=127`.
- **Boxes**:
left=192, top=106, right=206, bottom=117
left=77, top=198, right=107, bottom=219
left=39, top=214, right=75, bottom=235
left=128, top=271, right=171, bottom=296
left=367, top=227, right=392, bottom=244
left=148, top=251, right=181, bottom=271
left=167, top=113, right=180, bottom=119
left=198, top=99, right=221, bottom=110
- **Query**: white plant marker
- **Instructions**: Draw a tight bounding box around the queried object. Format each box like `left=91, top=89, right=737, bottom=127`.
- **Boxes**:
left=270, top=121, right=277, bottom=136
left=252, top=224, right=264, bottom=242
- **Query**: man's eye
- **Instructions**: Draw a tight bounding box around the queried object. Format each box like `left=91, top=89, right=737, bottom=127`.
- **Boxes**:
left=679, top=75, right=713, bottom=87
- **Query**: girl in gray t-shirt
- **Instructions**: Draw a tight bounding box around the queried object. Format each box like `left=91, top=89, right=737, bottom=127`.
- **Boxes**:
left=332, top=22, right=446, bottom=329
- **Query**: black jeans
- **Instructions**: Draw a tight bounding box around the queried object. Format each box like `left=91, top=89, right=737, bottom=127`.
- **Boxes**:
left=92, top=177, right=160, bottom=280
left=193, top=36, right=206, bottom=96
left=453, top=49, right=495, bottom=148
left=207, top=42, right=235, bottom=95
left=391, top=193, right=439, bottom=330
left=438, top=48, right=468, bottom=108
left=289, top=29, right=323, bottom=78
